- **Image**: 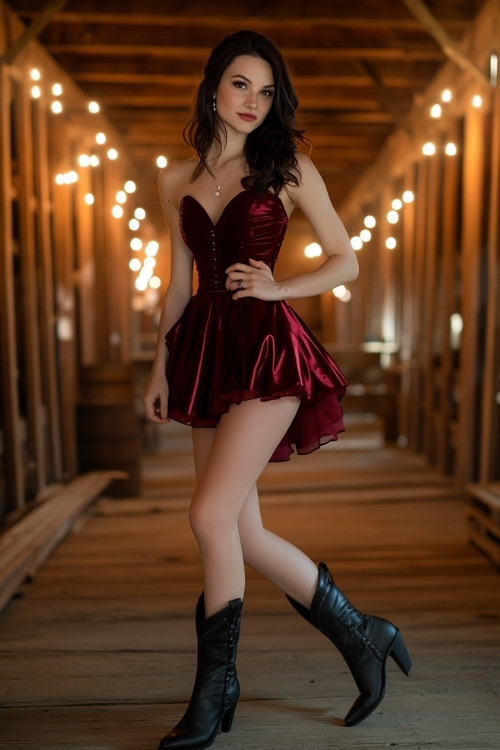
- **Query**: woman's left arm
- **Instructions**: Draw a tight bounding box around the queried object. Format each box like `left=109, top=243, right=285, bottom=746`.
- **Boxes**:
left=226, top=153, right=359, bottom=301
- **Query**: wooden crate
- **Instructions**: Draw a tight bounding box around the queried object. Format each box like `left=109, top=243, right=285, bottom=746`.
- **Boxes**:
left=466, top=482, right=500, bottom=569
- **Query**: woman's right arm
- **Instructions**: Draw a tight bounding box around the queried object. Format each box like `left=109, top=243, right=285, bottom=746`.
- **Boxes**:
left=142, top=165, right=193, bottom=423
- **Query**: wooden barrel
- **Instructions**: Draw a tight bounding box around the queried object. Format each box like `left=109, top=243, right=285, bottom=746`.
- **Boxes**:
left=77, top=364, right=141, bottom=497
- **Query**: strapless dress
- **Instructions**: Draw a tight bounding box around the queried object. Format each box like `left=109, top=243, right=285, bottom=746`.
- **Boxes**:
left=165, top=190, right=348, bottom=461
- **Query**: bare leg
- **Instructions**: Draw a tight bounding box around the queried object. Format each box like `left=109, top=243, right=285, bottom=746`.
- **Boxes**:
left=192, top=412, right=318, bottom=611
left=189, top=397, right=300, bottom=617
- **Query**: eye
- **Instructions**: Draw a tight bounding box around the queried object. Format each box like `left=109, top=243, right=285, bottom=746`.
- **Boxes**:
left=233, top=80, right=247, bottom=90
left=261, top=89, right=274, bottom=98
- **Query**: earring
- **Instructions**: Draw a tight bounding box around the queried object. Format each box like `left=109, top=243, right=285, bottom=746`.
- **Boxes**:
left=212, top=94, right=217, bottom=113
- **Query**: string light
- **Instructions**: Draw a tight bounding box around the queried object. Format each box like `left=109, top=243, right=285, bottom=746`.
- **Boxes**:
left=430, top=104, right=442, bottom=118
left=144, top=256, right=156, bottom=268
left=423, top=142, right=436, bottom=156
left=472, top=94, right=482, bottom=108
left=391, top=198, right=402, bottom=210
left=386, top=237, right=397, bottom=250
left=387, top=210, right=399, bottom=224
left=96, top=132, right=106, bottom=145
left=88, top=101, right=100, bottom=113
left=31, top=85, right=41, bottom=99
left=30, top=68, right=41, bottom=81
left=149, top=276, right=162, bottom=289
left=116, top=190, right=127, bottom=204
left=332, top=285, right=351, bottom=302
left=129, top=258, right=141, bottom=272
left=124, top=180, right=136, bottom=193
left=89, top=155, right=100, bottom=167
left=52, top=83, right=62, bottom=96
left=304, top=242, right=322, bottom=258
left=441, top=88, right=452, bottom=102
left=111, top=205, right=123, bottom=218
left=445, top=142, right=457, bottom=156
left=402, top=190, right=414, bottom=203
left=51, top=100, right=63, bottom=114
left=350, top=236, right=363, bottom=251
left=145, top=240, right=159, bottom=256
left=130, top=238, right=143, bottom=251
left=107, top=148, right=118, bottom=160
left=78, top=154, right=90, bottom=167
left=129, top=218, right=140, bottom=231
left=84, top=193, right=94, bottom=205
left=134, top=208, right=146, bottom=220
left=156, top=156, right=168, bottom=168
left=359, top=229, right=371, bottom=242
left=364, top=215, right=376, bottom=228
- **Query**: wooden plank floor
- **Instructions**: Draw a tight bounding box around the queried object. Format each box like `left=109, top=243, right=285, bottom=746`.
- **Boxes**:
left=1, top=421, right=499, bottom=749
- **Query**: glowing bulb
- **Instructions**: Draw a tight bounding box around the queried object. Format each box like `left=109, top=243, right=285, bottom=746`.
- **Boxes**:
left=96, top=132, right=106, bottom=145
left=134, top=208, right=146, bottom=220
left=304, top=242, right=322, bottom=258
left=145, top=241, right=159, bottom=256
left=51, top=101, right=63, bottom=114
left=445, top=142, right=457, bottom=156
left=386, top=237, right=397, bottom=250
left=333, top=285, right=346, bottom=298
left=423, top=142, right=436, bottom=156
left=52, top=83, right=62, bottom=96
left=149, top=276, right=161, bottom=289
left=129, top=258, right=141, bottom=272
left=387, top=210, right=399, bottom=224
left=30, top=68, right=41, bottom=81
left=441, top=89, right=452, bottom=102
left=89, top=155, right=100, bottom=167
left=116, top=190, right=126, bottom=204
left=124, top=180, right=136, bottom=193
left=55, top=173, right=65, bottom=185
left=472, top=95, right=482, bottom=108
left=129, top=218, right=140, bottom=231
left=78, top=154, right=90, bottom=167
left=364, top=215, right=376, bottom=229
left=107, top=148, right=118, bottom=160
left=88, top=101, right=100, bottom=113
left=360, top=229, right=371, bottom=242
left=430, top=103, right=442, bottom=118
left=111, top=205, right=123, bottom=218
left=402, top=190, right=414, bottom=203
left=135, top=277, right=148, bottom=291
left=144, top=256, right=156, bottom=268
left=84, top=193, right=95, bottom=205
left=130, top=237, right=143, bottom=251
left=157, top=156, right=168, bottom=168
left=350, top=236, right=363, bottom=251
left=391, top=198, right=402, bottom=210
left=31, top=86, right=41, bottom=99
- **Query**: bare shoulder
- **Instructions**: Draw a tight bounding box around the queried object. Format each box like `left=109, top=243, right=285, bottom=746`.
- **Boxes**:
left=158, top=158, right=197, bottom=209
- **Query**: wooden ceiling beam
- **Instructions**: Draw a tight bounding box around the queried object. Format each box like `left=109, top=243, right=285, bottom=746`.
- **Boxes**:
left=45, top=43, right=444, bottom=63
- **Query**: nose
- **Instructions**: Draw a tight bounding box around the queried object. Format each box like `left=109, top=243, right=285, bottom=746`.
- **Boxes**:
left=244, top=90, right=258, bottom=109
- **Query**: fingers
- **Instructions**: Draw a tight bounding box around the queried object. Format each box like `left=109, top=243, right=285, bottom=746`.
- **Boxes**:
left=143, top=394, right=170, bottom=423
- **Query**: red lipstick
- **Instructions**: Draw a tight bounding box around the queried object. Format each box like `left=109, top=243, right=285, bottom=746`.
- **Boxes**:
left=238, top=113, right=257, bottom=122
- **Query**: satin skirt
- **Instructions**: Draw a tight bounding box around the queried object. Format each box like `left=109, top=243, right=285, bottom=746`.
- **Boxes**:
left=165, top=291, right=347, bottom=462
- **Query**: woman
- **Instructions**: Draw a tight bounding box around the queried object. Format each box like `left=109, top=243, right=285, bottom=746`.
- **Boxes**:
left=143, top=29, right=411, bottom=750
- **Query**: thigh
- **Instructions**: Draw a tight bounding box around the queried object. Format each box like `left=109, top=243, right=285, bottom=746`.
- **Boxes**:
left=191, top=397, right=299, bottom=525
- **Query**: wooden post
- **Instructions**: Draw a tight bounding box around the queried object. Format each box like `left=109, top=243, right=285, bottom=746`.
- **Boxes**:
left=479, top=82, right=500, bottom=482
left=456, top=105, right=486, bottom=483
left=0, top=64, right=24, bottom=516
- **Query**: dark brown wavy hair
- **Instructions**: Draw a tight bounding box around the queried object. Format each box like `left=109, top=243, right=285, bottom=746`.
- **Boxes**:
left=183, top=29, right=309, bottom=195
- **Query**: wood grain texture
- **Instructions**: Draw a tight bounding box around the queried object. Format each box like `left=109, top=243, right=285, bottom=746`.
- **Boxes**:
left=0, top=424, right=499, bottom=748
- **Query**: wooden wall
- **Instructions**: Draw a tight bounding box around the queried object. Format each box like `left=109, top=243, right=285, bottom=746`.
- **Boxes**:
left=0, top=5, right=136, bottom=524
left=336, top=0, right=500, bottom=484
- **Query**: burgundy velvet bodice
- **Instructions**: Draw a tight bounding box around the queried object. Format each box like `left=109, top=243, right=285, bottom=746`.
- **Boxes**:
left=180, top=191, right=288, bottom=293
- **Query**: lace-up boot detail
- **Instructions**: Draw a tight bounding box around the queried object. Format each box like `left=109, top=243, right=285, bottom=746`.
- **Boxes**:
left=158, top=594, right=243, bottom=749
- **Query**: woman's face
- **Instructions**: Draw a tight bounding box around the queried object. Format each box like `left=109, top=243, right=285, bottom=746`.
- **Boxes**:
left=215, top=54, right=275, bottom=135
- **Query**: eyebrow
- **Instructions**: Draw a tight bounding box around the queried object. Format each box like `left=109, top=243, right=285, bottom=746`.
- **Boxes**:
left=230, top=74, right=275, bottom=89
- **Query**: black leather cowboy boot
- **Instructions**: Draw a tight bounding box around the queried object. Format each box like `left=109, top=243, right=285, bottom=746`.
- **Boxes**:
left=158, top=594, right=243, bottom=749
left=287, top=562, right=411, bottom=726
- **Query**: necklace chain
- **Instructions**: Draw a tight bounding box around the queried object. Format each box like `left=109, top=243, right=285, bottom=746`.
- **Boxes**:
left=210, top=159, right=235, bottom=198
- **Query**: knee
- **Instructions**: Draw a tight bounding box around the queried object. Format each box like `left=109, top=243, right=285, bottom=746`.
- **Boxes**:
left=189, top=500, right=229, bottom=548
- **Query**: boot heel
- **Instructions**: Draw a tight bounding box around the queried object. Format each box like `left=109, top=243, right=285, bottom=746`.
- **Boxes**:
left=220, top=703, right=237, bottom=733
left=389, top=630, right=412, bottom=676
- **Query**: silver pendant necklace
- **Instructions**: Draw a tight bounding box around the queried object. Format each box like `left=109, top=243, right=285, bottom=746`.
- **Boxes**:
left=211, top=159, right=234, bottom=197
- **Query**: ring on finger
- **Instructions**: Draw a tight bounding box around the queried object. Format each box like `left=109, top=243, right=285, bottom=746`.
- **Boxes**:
left=237, top=279, right=244, bottom=290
